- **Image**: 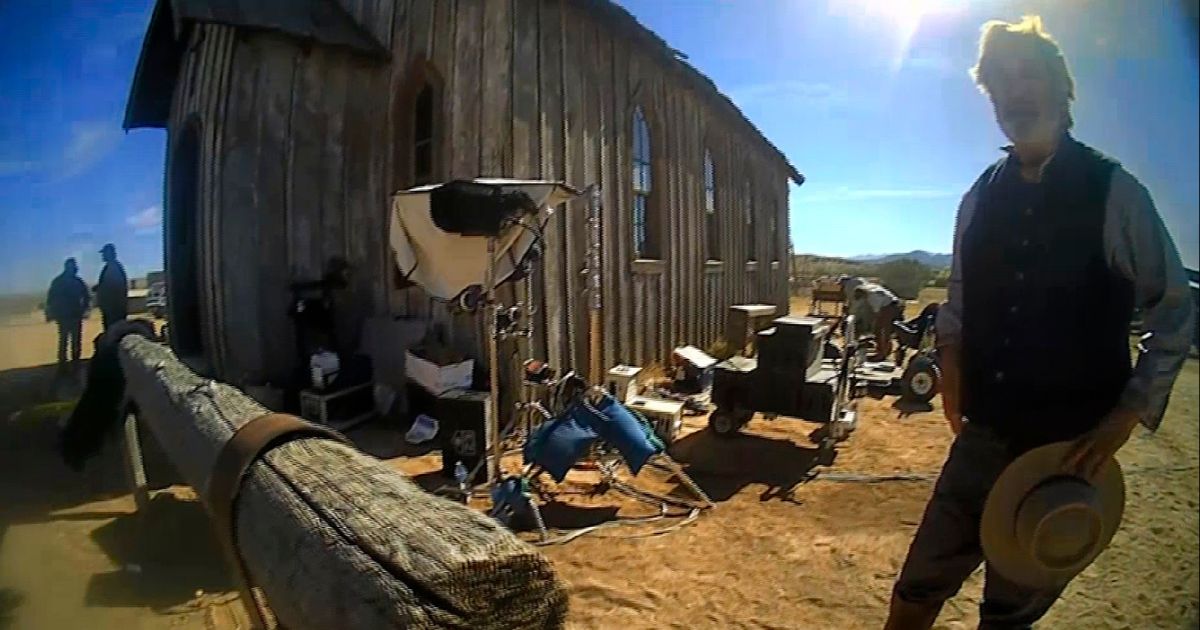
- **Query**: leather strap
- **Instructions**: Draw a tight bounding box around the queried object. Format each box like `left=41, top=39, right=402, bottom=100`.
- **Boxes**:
left=204, top=413, right=349, bottom=629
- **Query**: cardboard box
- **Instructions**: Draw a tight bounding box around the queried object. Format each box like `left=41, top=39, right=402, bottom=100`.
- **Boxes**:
left=404, top=351, right=473, bottom=395
left=626, top=396, right=684, bottom=445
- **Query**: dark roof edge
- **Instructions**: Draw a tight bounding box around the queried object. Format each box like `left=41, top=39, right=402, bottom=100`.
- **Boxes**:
left=582, top=0, right=805, bottom=186
left=123, top=0, right=388, bottom=131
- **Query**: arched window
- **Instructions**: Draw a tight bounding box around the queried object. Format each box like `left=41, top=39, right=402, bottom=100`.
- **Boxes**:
left=393, top=59, right=443, bottom=293
left=744, top=179, right=756, bottom=262
left=394, top=58, right=443, bottom=189
left=168, top=118, right=204, bottom=357
left=704, top=150, right=718, bottom=260
left=413, top=81, right=436, bottom=184
left=632, top=106, right=653, bottom=258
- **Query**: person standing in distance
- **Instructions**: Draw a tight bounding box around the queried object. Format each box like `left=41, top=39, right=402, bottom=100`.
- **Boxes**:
left=95, top=243, right=128, bottom=331
left=45, top=257, right=90, bottom=374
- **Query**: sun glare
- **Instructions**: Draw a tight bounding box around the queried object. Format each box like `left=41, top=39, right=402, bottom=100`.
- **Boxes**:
left=829, top=0, right=966, bottom=72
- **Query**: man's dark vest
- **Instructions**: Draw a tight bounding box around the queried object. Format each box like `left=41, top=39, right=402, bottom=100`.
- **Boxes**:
left=961, top=136, right=1134, bottom=446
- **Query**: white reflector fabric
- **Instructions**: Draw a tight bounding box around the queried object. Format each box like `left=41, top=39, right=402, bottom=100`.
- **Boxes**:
left=389, top=179, right=579, bottom=300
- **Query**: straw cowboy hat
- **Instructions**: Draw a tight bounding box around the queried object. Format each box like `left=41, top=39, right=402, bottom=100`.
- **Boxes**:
left=981, top=441, right=1126, bottom=589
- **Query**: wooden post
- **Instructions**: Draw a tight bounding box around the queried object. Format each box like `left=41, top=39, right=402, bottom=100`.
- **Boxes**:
left=115, top=335, right=567, bottom=629
left=485, top=237, right=504, bottom=486
left=120, top=410, right=151, bottom=514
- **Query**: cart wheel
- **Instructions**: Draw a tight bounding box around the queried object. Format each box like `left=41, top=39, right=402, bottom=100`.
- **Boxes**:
left=709, top=409, right=742, bottom=438
left=901, top=355, right=940, bottom=403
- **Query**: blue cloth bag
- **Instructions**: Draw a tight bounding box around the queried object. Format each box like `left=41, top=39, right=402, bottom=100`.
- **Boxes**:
left=570, top=394, right=664, bottom=475
left=523, top=414, right=599, bottom=482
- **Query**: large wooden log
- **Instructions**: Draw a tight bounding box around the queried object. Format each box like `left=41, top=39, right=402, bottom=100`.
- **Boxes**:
left=117, top=335, right=568, bottom=629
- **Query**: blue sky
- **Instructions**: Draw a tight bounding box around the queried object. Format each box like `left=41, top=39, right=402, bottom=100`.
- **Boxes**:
left=0, top=0, right=1196, bottom=294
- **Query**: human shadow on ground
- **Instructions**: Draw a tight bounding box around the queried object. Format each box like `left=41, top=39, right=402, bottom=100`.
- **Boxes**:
left=536, top=501, right=621, bottom=529
left=408, top=469, right=453, bottom=493
left=345, top=416, right=437, bottom=460
left=892, top=398, right=933, bottom=417
left=665, top=427, right=831, bottom=503
left=84, top=493, right=234, bottom=610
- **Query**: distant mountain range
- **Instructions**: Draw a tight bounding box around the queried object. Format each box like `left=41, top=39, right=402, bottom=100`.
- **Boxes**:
left=848, top=250, right=952, bottom=269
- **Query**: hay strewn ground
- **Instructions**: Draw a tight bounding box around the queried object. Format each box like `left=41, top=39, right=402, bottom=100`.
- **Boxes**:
left=0, top=296, right=1196, bottom=629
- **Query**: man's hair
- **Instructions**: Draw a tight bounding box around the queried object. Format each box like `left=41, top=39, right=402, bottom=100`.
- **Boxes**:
left=970, top=15, right=1075, bottom=127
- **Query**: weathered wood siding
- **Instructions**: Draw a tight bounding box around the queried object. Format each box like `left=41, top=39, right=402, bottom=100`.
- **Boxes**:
left=166, top=24, right=238, bottom=376
left=169, top=0, right=792, bottom=386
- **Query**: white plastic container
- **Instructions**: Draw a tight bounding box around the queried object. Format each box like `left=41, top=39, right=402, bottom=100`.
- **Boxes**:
left=309, top=351, right=340, bottom=390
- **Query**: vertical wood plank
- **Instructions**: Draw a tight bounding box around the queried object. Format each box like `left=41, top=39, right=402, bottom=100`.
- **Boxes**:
left=287, top=47, right=326, bottom=283
left=201, top=26, right=233, bottom=375
left=374, top=0, right=406, bottom=315
left=560, top=3, right=584, bottom=371
left=342, top=52, right=389, bottom=356
left=539, top=0, right=566, bottom=372
left=450, top=0, right=486, bottom=356
left=653, top=73, right=667, bottom=361
left=508, top=0, right=542, bottom=362
left=194, top=26, right=220, bottom=368
left=252, top=38, right=301, bottom=384
left=321, top=56, right=349, bottom=271
left=415, top=0, right=456, bottom=328
left=595, top=24, right=617, bottom=372
left=451, top=0, right=482, bottom=179
left=482, top=0, right=513, bottom=176
left=674, top=88, right=689, bottom=351
left=511, top=0, right=540, bottom=180
left=612, top=34, right=632, bottom=364
left=633, top=275, right=645, bottom=364
left=220, top=36, right=267, bottom=383
left=512, top=0, right=544, bottom=362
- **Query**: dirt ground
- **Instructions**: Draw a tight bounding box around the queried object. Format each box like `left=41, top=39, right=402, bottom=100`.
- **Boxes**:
left=1, top=296, right=1197, bottom=629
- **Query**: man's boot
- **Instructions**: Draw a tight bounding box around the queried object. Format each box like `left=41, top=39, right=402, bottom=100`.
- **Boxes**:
left=882, top=594, right=942, bottom=630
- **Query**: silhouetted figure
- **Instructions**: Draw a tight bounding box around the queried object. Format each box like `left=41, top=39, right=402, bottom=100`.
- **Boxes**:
left=46, top=257, right=90, bottom=373
left=94, top=243, right=128, bottom=331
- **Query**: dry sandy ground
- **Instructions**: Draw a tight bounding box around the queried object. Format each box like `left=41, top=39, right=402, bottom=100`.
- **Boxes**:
left=1, top=298, right=1196, bottom=629
left=0, top=310, right=160, bottom=372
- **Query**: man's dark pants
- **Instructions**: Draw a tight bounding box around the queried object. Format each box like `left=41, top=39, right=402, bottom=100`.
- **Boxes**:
left=892, top=422, right=1066, bottom=629
left=57, top=319, right=83, bottom=370
left=101, top=309, right=126, bottom=332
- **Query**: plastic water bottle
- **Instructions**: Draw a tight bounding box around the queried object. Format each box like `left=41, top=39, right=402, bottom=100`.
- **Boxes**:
left=454, top=460, right=469, bottom=493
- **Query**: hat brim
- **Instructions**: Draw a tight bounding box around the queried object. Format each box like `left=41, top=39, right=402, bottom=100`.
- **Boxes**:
left=980, top=441, right=1125, bottom=589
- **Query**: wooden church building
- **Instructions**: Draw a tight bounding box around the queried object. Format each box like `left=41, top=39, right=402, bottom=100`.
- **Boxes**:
left=124, top=0, right=804, bottom=387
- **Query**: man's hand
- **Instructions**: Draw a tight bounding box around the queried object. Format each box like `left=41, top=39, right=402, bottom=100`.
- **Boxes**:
left=940, top=344, right=963, bottom=435
left=1062, top=407, right=1142, bottom=480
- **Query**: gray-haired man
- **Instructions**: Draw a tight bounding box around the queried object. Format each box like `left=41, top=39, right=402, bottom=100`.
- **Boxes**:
left=885, top=15, right=1193, bottom=629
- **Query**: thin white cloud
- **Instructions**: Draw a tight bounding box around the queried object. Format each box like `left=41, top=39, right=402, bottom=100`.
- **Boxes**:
left=800, top=186, right=960, bottom=203
left=60, top=121, right=123, bottom=179
left=1, top=120, right=124, bottom=181
left=126, top=205, right=162, bottom=235
left=729, top=81, right=867, bottom=112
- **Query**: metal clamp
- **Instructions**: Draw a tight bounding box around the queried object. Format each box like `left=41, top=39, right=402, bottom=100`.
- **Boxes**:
left=204, top=413, right=349, bottom=629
